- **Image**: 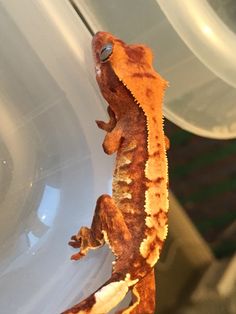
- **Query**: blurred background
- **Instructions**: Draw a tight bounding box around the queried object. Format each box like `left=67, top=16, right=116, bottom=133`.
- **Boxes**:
left=0, top=0, right=235, bottom=313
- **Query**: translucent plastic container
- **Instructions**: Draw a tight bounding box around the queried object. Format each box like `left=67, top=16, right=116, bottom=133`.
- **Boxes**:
left=0, top=1, right=115, bottom=313
left=157, top=0, right=236, bottom=138
left=157, top=0, right=236, bottom=89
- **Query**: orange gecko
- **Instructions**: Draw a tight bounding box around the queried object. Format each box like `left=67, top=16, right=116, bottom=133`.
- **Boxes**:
left=62, top=31, right=169, bottom=314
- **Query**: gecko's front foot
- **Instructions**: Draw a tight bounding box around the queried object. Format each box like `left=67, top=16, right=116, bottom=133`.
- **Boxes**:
left=68, top=226, right=102, bottom=260
left=69, top=234, right=81, bottom=248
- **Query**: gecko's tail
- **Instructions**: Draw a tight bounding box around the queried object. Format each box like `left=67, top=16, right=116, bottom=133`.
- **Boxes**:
left=61, top=272, right=138, bottom=314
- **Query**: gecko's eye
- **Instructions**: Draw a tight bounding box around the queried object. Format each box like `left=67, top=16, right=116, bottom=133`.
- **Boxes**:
left=100, top=43, right=113, bottom=62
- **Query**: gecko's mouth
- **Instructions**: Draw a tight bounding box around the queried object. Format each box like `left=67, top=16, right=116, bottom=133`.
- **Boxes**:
left=95, top=65, right=101, bottom=76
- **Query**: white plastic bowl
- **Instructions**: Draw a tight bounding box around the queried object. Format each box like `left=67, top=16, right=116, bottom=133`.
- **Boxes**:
left=0, top=1, right=115, bottom=313
left=157, top=0, right=236, bottom=139
left=157, top=0, right=236, bottom=89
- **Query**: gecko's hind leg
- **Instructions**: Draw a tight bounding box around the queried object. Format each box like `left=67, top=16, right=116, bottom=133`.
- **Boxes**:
left=69, top=194, right=131, bottom=261
left=117, top=269, right=155, bottom=314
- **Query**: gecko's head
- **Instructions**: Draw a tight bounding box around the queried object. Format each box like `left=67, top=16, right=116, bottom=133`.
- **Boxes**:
left=92, top=31, right=154, bottom=83
left=92, top=32, right=167, bottom=118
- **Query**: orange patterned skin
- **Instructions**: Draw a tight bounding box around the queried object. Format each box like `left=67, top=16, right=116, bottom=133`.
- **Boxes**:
left=62, top=32, right=169, bottom=314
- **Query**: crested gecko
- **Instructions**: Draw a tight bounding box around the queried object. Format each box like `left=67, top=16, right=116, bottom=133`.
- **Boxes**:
left=62, top=31, right=169, bottom=314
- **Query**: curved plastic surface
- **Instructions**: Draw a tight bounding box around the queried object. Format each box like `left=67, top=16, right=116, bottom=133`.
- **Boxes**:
left=155, top=0, right=236, bottom=139
left=0, top=1, right=114, bottom=313
left=157, top=0, right=236, bottom=89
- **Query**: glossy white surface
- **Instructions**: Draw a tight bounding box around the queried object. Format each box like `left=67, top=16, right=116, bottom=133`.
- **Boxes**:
left=157, top=0, right=236, bottom=89
left=0, top=1, right=115, bottom=313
